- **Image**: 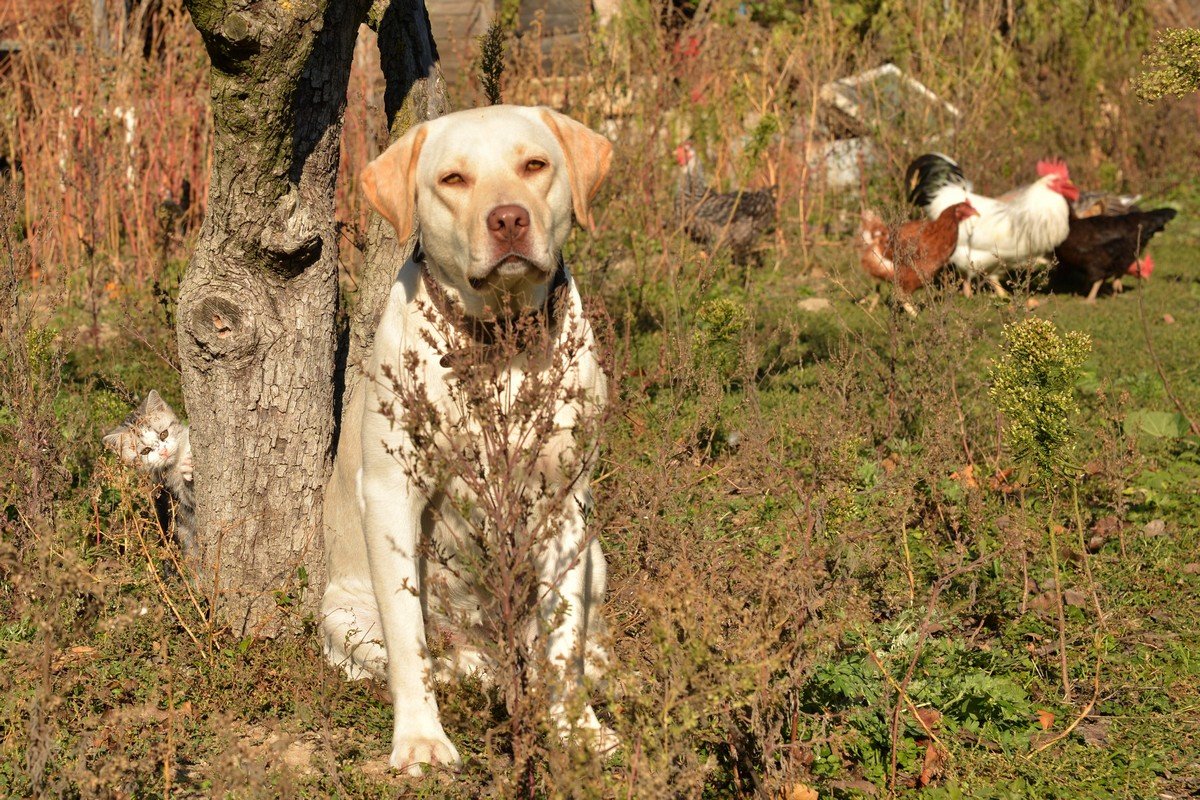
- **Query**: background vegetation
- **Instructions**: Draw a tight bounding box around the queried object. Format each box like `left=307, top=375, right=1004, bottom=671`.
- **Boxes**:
left=2, top=0, right=1199, bottom=796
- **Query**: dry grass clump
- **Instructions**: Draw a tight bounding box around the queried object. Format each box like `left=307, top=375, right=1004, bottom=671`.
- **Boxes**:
left=1, top=0, right=208, bottom=290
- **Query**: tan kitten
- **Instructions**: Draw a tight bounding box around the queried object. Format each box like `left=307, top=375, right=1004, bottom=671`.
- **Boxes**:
left=104, top=390, right=195, bottom=554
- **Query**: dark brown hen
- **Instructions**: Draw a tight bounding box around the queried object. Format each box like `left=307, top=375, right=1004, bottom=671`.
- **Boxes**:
left=674, top=142, right=776, bottom=263
left=1053, top=208, right=1177, bottom=301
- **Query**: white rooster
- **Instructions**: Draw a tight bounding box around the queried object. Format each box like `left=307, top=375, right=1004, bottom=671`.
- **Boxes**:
left=905, top=154, right=1080, bottom=296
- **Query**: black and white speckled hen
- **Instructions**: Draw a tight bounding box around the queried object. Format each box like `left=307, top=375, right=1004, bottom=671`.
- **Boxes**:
left=674, top=142, right=776, bottom=263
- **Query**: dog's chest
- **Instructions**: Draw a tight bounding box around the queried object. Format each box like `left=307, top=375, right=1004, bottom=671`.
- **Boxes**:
left=410, top=347, right=585, bottom=602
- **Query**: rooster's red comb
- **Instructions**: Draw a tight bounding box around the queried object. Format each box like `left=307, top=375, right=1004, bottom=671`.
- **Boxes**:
left=1036, top=159, right=1070, bottom=179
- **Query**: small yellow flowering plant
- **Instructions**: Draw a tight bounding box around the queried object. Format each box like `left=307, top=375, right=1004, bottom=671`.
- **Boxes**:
left=989, top=317, right=1097, bottom=701
left=989, top=318, right=1092, bottom=484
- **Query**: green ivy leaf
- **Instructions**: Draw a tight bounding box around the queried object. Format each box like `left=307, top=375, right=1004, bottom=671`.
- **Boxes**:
left=1124, top=410, right=1189, bottom=439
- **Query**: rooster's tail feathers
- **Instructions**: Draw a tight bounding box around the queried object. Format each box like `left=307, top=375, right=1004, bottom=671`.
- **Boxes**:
left=905, top=153, right=968, bottom=209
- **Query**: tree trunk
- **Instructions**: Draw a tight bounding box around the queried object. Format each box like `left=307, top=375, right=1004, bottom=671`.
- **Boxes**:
left=180, top=0, right=447, bottom=637
left=347, top=0, right=448, bottom=377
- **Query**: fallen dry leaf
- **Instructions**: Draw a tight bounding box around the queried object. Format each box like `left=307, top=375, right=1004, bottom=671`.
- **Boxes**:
left=914, top=707, right=943, bottom=729
left=1028, top=589, right=1087, bottom=612
left=51, top=645, right=98, bottom=673
left=988, top=468, right=1017, bottom=493
left=784, top=782, right=819, bottom=800
left=951, top=464, right=978, bottom=489
left=916, top=740, right=944, bottom=787
left=1062, top=589, right=1088, bottom=607
left=1029, top=592, right=1057, bottom=613
left=1036, top=709, right=1056, bottom=730
left=1163, top=313, right=1175, bottom=324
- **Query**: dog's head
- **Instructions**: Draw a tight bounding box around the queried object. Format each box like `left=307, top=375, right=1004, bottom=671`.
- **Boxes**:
left=362, top=105, right=612, bottom=317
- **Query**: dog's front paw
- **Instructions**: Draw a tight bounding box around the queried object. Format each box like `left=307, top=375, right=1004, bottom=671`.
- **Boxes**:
left=554, top=702, right=620, bottom=755
left=390, top=732, right=461, bottom=776
left=581, top=721, right=620, bottom=755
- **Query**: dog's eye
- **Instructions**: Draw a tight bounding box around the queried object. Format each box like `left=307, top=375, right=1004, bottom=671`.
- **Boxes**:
left=440, top=172, right=465, bottom=186
left=524, top=158, right=548, bottom=173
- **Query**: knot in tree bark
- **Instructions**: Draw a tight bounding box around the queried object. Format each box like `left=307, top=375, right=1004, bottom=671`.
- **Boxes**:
left=261, top=186, right=323, bottom=276
left=198, top=10, right=264, bottom=71
left=186, top=292, right=261, bottom=370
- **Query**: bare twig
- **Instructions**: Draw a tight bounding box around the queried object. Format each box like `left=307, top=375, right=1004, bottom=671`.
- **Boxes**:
left=1047, top=511, right=1073, bottom=702
left=1030, top=636, right=1102, bottom=754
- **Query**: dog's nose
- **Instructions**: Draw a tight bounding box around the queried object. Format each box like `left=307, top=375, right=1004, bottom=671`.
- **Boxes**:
left=487, top=204, right=529, bottom=244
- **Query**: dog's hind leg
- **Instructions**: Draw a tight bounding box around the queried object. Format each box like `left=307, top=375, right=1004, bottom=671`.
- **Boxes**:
left=320, top=582, right=389, bottom=682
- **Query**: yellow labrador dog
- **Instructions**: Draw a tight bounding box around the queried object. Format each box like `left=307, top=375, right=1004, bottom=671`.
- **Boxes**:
left=320, top=106, right=614, bottom=774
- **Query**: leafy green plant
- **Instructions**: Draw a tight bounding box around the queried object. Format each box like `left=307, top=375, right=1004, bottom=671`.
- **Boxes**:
left=990, top=318, right=1101, bottom=704
left=692, top=297, right=749, bottom=383
left=801, top=632, right=1042, bottom=785
left=1124, top=409, right=1190, bottom=439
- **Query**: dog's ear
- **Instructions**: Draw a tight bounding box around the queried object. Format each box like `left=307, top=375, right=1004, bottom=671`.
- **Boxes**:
left=361, top=125, right=428, bottom=242
left=538, top=108, right=613, bottom=231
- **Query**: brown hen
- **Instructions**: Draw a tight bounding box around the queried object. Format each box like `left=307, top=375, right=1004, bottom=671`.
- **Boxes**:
left=860, top=201, right=977, bottom=314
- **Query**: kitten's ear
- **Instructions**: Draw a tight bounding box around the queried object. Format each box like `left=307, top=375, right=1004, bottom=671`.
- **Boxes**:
left=143, top=390, right=165, bottom=413
left=102, top=431, right=123, bottom=453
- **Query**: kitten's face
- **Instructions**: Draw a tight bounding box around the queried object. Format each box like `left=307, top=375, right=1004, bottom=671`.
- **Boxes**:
left=104, top=391, right=184, bottom=473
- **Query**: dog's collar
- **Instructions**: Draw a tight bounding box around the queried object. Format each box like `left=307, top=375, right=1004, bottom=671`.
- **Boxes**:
left=414, top=243, right=569, bottom=356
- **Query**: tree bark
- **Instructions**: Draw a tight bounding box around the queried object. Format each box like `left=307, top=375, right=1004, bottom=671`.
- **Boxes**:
left=347, top=0, right=448, bottom=377
left=179, top=0, right=447, bottom=637
left=180, top=0, right=369, bottom=636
